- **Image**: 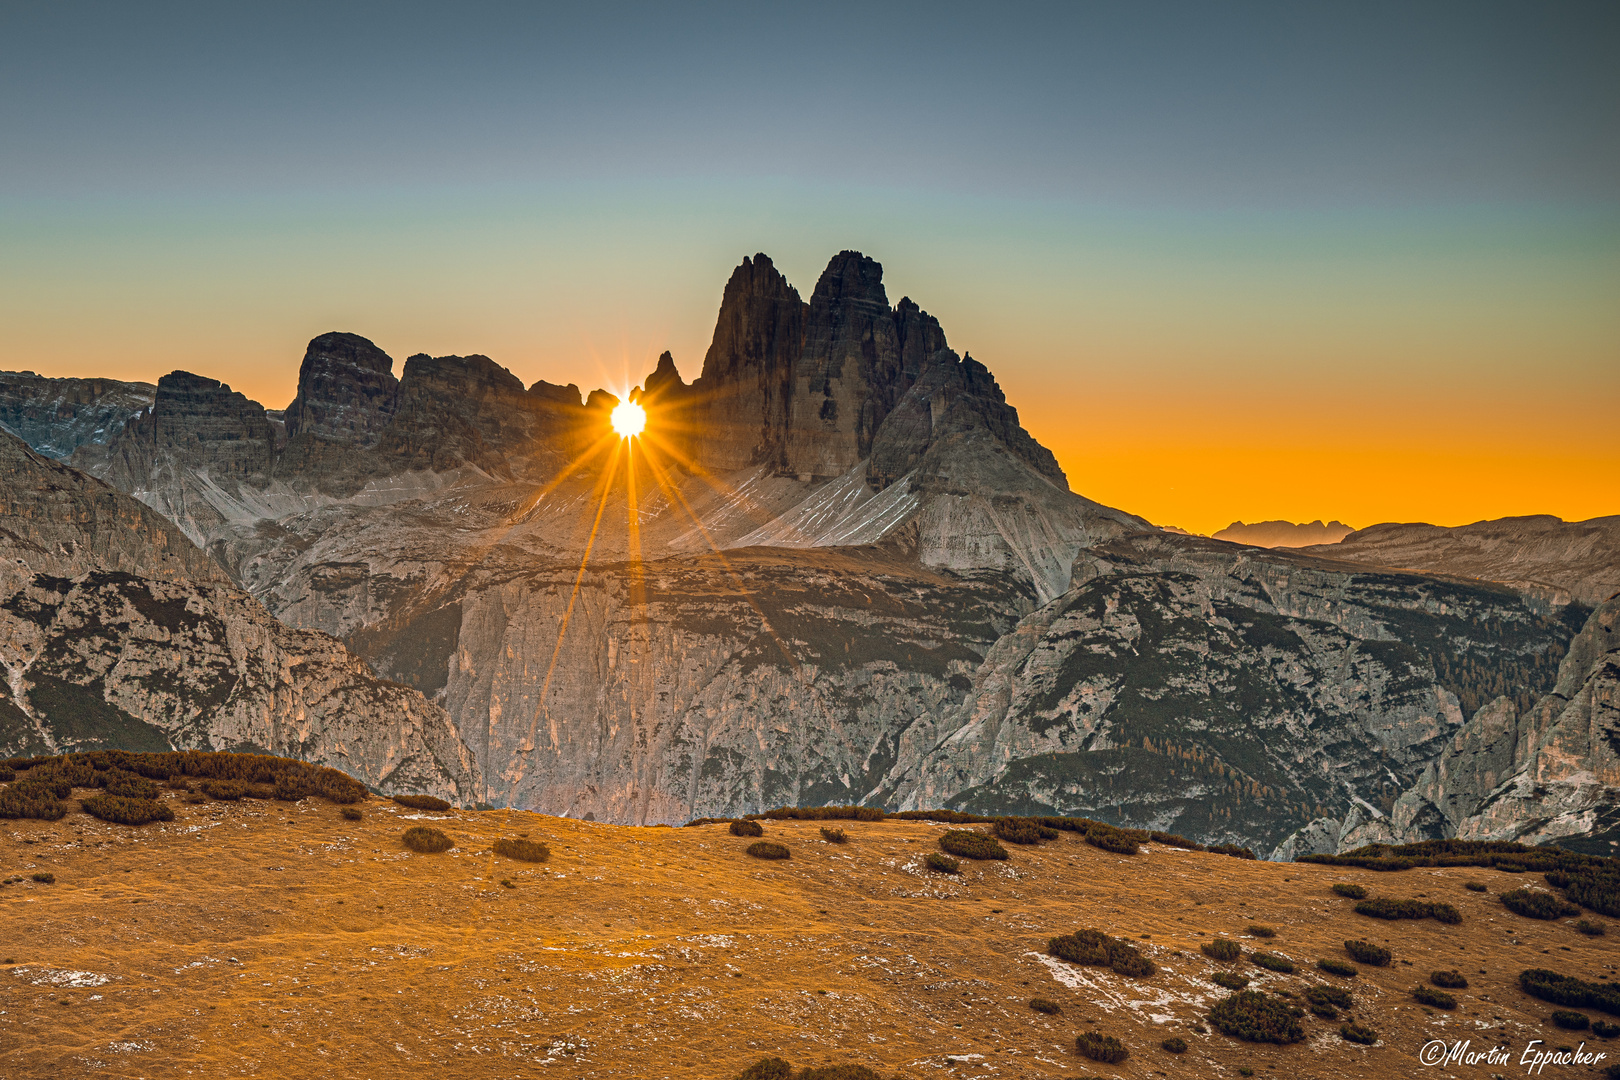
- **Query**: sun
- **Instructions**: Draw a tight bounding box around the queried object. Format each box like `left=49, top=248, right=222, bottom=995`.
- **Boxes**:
left=610, top=400, right=646, bottom=438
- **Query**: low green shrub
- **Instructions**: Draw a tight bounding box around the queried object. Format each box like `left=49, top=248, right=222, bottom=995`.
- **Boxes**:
left=1317, top=958, right=1358, bottom=977
left=1161, top=1036, right=1187, bottom=1053
left=1340, top=1022, right=1378, bottom=1045
left=1201, top=938, right=1241, bottom=963
left=1594, top=1020, right=1620, bottom=1038
left=1304, top=984, right=1352, bottom=1019
left=340, top=806, right=362, bottom=821
left=1247, top=924, right=1277, bottom=939
left=165, top=774, right=189, bottom=790
left=1464, top=881, right=1488, bottom=892
left=1552, top=1009, right=1590, bottom=1030
left=1431, top=969, right=1469, bottom=989
left=402, top=826, right=452, bottom=853
left=1208, top=990, right=1305, bottom=1044
left=30, top=872, right=54, bottom=884
left=200, top=780, right=246, bottom=801
left=0, top=767, right=13, bottom=782
left=939, top=830, right=1007, bottom=860
left=1519, top=968, right=1620, bottom=1016
left=1048, top=929, right=1156, bottom=977
left=1028, top=998, right=1061, bottom=1015
left=1208, top=843, right=1257, bottom=860
left=1579, top=919, right=1608, bottom=936
left=1250, top=952, right=1295, bottom=973
left=736, top=1059, right=793, bottom=1080
left=1331, top=883, right=1368, bottom=899
left=747, top=841, right=790, bottom=860
left=493, top=837, right=550, bottom=863
left=1084, top=825, right=1140, bottom=855
left=1213, top=971, right=1250, bottom=990
left=1501, top=888, right=1580, bottom=920
left=1355, top=897, right=1462, bottom=924
left=100, top=770, right=160, bottom=799
left=0, top=782, right=67, bottom=821
left=391, top=794, right=451, bottom=812
left=1074, top=1031, right=1129, bottom=1063
left=819, top=826, right=848, bottom=844
left=1413, top=984, right=1457, bottom=1009
left=993, top=817, right=1058, bottom=845
left=80, top=793, right=174, bottom=826
left=924, top=852, right=960, bottom=874
left=730, top=819, right=764, bottom=837
left=1344, top=940, right=1391, bottom=966
left=757, top=805, right=885, bottom=822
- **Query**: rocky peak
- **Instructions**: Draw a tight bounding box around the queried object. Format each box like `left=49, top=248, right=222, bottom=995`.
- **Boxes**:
left=99, top=371, right=277, bottom=488
left=691, top=254, right=805, bottom=472
left=283, top=331, right=399, bottom=447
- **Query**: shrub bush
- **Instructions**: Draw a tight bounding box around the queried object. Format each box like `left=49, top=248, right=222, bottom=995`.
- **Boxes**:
left=939, top=830, right=1008, bottom=860
left=1161, top=1036, right=1187, bottom=1053
left=1201, top=938, right=1241, bottom=963
left=1208, top=843, right=1257, bottom=860
left=1248, top=924, right=1277, bottom=939
left=796, top=1066, right=883, bottom=1080
left=1552, top=1009, right=1590, bottom=1030
left=1304, top=985, right=1353, bottom=1019
left=493, top=837, right=550, bottom=863
left=1251, top=952, right=1295, bottom=974
left=736, top=1058, right=793, bottom=1080
left=1084, top=825, right=1140, bottom=855
left=730, top=819, right=765, bottom=837
left=80, top=793, right=174, bottom=826
left=11, top=750, right=369, bottom=803
left=200, top=780, right=246, bottom=801
left=0, top=782, right=67, bottom=821
left=1028, top=998, right=1061, bottom=1015
left=1344, top=940, right=1391, bottom=966
left=1049, top=929, right=1156, bottom=977
left=924, top=852, right=960, bottom=874
left=1355, top=897, right=1462, bottom=924
left=1340, top=1022, right=1378, bottom=1045
left=1213, top=971, right=1250, bottom=990
left=747, top=841, right=790, bottom=860
left=101, top=770, right=160, bottom=799
left=31, top=872, right=55, bottom=884
left=165, top=774, right=189, bottom=790
left=340, top=806, right=362, bottom=821
left=1208, top=991, right=1305, bottom=1044
left=1331, top=883, right=1368, bottom=899
left=1465, top=881, right=1488, bottom=892
left=1413, top=984, right=1457, bottom=1009
left=1074, top=1032, right=1129, bottom=1063
left=993, top=817, right=1058, bottom=845
left=392, top=794, right=451, bottom=812
left=757, top=805, right=886, bottom=822
left=819, top=826, right=848, bottom=844
left=1579, top=919, right=1608, bottom=936
left=1501, top=888, right=1580, bottom=920
left=0, top=767, right=13, bottom=782
left=402, top=826, right=453, bottom=853
left=1431, top=969, right=1469, bottom=989
left=1317, top=958, right=1358, bottom=977
left=1519, top=968, right=1620, bottom=1016
left=1594, top=1020, right=1620, bottom=1038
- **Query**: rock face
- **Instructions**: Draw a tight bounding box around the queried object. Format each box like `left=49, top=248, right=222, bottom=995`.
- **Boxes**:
left=1333, top=592, right=1620, bottom=852
left=282, top=331, right=399, bottom=446
left=0, top=372, right=155, bottom=461
left=0, top=428, right=476, bottom=799
left=1303, top=516, right=1620, bottom=609
left=16, top=249, right=1611, bottom=849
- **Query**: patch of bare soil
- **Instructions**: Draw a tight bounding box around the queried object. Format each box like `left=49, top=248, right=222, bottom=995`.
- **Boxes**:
left=4, top=795, right=1618, bottom=1078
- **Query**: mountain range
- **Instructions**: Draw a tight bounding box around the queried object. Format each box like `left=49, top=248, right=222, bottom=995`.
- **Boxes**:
left=2, top=250, right=1615, bottom=857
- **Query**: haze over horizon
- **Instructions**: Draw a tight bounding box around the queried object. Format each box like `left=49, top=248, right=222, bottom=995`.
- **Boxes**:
left=2, top=1, right=1615, bottom=535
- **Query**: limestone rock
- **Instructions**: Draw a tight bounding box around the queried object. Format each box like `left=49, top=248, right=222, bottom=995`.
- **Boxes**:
left=0, top=428, right=477, bottom=800
left=282, top=331, right=399, bottom=446
left=0, top=372, right=154, bottom=461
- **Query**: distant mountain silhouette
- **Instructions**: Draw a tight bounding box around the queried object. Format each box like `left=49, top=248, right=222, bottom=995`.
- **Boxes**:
left=1213, top=519, right=1354, bottom=548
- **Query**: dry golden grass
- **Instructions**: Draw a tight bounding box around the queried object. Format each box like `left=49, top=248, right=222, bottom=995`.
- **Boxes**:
left=3, top=798, right=1619, bottom=1078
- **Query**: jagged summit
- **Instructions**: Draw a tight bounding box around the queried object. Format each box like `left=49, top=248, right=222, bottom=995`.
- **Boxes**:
left=283, top=331, right=399, bottom=446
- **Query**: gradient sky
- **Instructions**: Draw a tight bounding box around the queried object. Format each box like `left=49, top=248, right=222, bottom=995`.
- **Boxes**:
left=2, top=1, right=1616, bottom=534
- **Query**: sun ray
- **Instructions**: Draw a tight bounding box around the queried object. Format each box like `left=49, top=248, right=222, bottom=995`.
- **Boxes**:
left=520, top=437, right=624, bottom=755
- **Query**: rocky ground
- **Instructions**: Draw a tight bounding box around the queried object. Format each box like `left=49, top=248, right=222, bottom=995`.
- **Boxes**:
left=6, top=790, right=1620, bottom=1079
